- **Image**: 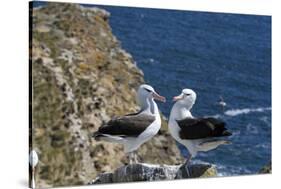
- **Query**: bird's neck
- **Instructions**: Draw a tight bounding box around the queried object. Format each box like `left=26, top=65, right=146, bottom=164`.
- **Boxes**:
left=141, top=97, right=159, bottom=117
left=170, top=103, right=193, bottom=121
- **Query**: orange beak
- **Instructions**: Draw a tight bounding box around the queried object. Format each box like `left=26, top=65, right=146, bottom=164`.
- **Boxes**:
left=173, top=94, right=184, bottom=101
left=152, top=92, right=166, bottom=102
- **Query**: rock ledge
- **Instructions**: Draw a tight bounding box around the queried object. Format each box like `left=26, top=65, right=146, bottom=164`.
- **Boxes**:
left=89, top=163, right=217, bottom=184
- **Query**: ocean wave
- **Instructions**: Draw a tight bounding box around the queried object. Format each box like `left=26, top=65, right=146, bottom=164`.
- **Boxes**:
left=254, top=143, right=271, bottom=149
left=259, top=116, right=271, bottom=126
left=224, top=107, right=271, bottom=117
left=208, top=114, right=221, bottom=119
left=216, top=164, right=252, bottom=176
left=207, top=106, right=271, bottom=119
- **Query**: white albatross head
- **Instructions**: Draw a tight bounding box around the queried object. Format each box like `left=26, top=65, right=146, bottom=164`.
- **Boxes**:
left=173, top=88, right=197, bottom=110
left=137, top=84, right=166, bottom=109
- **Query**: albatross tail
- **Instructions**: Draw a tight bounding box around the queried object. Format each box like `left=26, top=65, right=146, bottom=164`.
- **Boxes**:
left=92, top=132, right=103, bottom=141
left=222, top=130, right=232, bottom=136
left=92, top=132, right=125, bottom=142
left=197, top=139, right=232, bottom=152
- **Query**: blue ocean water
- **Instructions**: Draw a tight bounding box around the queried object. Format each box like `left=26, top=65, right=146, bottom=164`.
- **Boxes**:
left=96, top=5, right=271, bottom=176
left=34, top=2, right=271, bottom=176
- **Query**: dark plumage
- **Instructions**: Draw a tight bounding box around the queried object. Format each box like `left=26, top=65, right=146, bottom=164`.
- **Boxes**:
left=93, top=114, right=155, bottom=139
left=177, top=117, right=232, bottom=139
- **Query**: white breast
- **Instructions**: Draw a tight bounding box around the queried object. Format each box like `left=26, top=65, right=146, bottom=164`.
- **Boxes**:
left=123, top=117, right=161, bottom=153
left=168, top=119, right=181, bottom=141
left=138, top=117, right=161, bottom=140
left=168, top=104, right=200, bottom=157
left=123, top=101, right=161, bottom=153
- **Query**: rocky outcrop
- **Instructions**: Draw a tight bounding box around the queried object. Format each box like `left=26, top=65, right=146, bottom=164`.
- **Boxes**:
left=30, top=2, right=183, bottom=188
left=259, top=161, right=271, bottom=174
left=89, top=163, right=217, bottom=184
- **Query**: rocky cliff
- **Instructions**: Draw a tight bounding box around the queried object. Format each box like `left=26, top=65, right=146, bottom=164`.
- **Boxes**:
left=30, top=2, right=183, bottom=188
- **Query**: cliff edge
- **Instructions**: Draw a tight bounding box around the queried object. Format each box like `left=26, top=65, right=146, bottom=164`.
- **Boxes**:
left=31, top=2, right=182, bottom=187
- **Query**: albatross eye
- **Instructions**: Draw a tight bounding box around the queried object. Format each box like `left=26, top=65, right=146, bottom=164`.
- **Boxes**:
left=184, top=93, right=191, bottom=96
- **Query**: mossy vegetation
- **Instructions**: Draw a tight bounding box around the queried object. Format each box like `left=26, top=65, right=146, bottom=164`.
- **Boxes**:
left=33, top=31, right=61, bottom=58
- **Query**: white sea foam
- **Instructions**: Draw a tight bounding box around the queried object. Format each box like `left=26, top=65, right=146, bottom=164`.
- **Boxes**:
left=224, top=107, right=271, bottom=117
left=254, top=143, right=271, bottom=149
left=207, top=107, right=271, bottom=119
left=259, top=116, right=271, bottom=126
left=191, top=159, right=252, bottom=176
left=215, top=164, right=252, bottom=176
left=141, top=58, right=158, bottom=64
left=148, top=58, right=155, bottom=63
left=209, top=114, right=221, bottom=119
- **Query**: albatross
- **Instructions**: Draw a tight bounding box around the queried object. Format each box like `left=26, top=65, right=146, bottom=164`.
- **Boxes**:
left=217, top=96, right=227, bottom=112
left=93, top=84, right=166, bottom=163
left=168, top=89, right=232, bottom=173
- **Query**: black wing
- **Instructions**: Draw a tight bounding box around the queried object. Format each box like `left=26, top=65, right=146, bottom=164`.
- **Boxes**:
left=177, top=117, right=231, bottom=139
left=96, top=113, right=155, bottom=137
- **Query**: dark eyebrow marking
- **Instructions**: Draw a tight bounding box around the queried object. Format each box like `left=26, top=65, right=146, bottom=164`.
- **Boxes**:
left=183, top=92, right=191, bottom=96
left=144, top=88, right=152, bottom=92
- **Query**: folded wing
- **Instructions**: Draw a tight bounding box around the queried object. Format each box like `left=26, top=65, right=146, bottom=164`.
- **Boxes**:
left=177, top=117, right=232, bottom=139
left=95, top=114, right=155, bottom=138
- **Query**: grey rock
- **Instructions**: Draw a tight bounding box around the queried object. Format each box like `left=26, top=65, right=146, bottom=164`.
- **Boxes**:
left=89, top=163, right=217, bottom=184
